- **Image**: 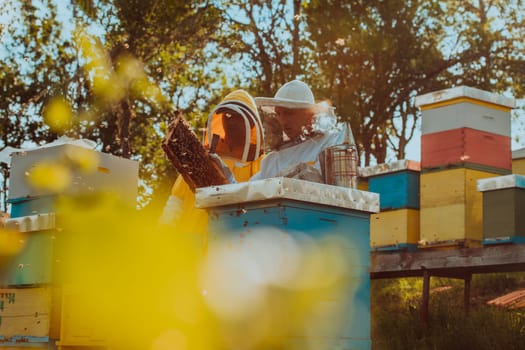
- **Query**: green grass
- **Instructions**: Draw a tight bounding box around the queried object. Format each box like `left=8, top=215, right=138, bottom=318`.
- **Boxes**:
left=371, top=273, right=525, bottom=349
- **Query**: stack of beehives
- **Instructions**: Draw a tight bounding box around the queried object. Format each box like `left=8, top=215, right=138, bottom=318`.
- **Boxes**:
left=1, top=143, right=138, bottom=348
left=415, top=86, right=516, bottom=247
left=362, top=160, right=421, bottom=251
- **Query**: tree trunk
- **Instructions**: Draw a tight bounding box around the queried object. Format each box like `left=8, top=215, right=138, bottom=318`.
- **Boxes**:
left=291, top=0, right=301, bottom=78
left=1, top=163, right=8, bottom=213
left=118, top=99, right=132, bottom=159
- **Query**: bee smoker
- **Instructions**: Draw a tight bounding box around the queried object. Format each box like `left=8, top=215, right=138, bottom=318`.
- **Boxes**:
left=319, top=121, right=358, bottom=189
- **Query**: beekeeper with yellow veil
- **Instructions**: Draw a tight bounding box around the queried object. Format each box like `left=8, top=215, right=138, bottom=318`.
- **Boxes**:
left=159, top=90, right=264, bottom=247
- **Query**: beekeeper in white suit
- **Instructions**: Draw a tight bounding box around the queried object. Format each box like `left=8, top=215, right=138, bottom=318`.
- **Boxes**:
left=250, top=80, right=345, bottom=181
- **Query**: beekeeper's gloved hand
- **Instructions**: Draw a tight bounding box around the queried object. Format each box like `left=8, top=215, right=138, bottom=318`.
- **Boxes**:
left=209, top=153, right=236, bottom=184
left=277, top=162, right=323, bottom=183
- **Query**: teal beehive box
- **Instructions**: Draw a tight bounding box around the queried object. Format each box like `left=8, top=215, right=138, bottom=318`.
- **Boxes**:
left=361, top=160, right=421, bottom=211
left=1, top=214, right=56, bottom=286
left=8, top=196, right=57, bottom=218
left=196, top=177, right=379, bottom=350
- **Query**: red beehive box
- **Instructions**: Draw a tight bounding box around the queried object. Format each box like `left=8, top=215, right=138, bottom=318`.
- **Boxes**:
left=421, top=127, right=511, bottom=171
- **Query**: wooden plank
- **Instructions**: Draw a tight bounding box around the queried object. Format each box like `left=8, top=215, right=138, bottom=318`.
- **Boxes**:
left=0, top=287, right=51, bottom=338
left=370, top=244, right=525, bottom=279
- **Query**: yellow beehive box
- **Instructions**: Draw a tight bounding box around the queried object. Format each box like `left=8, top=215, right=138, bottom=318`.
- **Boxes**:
left=357, top=178, right=368, bottom=191
left=421, top=167, right=499, bottom=207
left=357, top=167, right=369, bottom=190
left=420, top=167, right=500, bottom=244
left=0, top=287, right=51, bottom=339
left=370, top=208, right=419, bottom=248
left=57, top=285, right=108, bottom=348
left=420, top=203, right=483, bottom=243
left=513, top=159, right=525, bottom=175
left=512, top=148, right=525, bottom=175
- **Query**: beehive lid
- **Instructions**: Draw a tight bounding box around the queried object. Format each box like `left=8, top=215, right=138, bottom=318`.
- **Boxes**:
left=477, top=174, right=525, bottom=192
left=512, top=147, right=525, bottom=160
left=3, top=213, right=56, bottom=233
left=195, top=177, right=379, bottom=213
left=415, top=85, right=515, bottom=109
left=359, top=159, right=420, bottom=178
left=8, top=143, right=139, bottom=205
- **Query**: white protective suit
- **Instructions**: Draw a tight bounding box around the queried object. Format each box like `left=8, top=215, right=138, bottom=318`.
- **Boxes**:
left=250, top=121, right=345, bottom=181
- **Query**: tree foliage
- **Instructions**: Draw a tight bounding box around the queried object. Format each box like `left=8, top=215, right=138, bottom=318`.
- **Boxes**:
left=1, top=0, right=524, bottom=211
left=1, top=0, right=225, bottom=211
left=0, top=0, right=73, bottom=148
left=443, top=0, right=525, bottom=95
left=306, top=0, right=456, bottom=164
left=215, top=0, right=306, bottom=96
left=304, top=0, right=524, bottom=165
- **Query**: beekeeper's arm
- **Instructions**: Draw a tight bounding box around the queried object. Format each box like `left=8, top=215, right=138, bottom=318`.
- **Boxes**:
left=158, top=175, right=192, bottom=226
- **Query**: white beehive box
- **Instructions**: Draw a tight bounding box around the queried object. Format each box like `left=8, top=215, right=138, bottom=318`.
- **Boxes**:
left=8, top=144, right=139, bottom=206
left=415, top=85, right=515, bottom=137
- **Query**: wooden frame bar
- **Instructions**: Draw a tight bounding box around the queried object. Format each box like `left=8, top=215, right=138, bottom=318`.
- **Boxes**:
left=371, top=244, right=525, bottom=279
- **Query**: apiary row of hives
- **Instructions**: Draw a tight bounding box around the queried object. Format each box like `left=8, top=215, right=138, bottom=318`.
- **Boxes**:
left=0, top=85, right=522, bottom=349
left=364, top=86, right=524, bottom=250
left=1, top=143, right=380, bottom=349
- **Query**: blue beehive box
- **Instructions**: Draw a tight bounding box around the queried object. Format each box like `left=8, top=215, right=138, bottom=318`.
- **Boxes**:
left=361, top=160, right=420, bottom=211
left=8, top=196, right=57, bottom=218
left=196, top=177, right=379, bottom=350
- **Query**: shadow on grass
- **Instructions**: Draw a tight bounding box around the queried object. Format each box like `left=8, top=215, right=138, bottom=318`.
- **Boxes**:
left=371, top=273, right=525, bottom=350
